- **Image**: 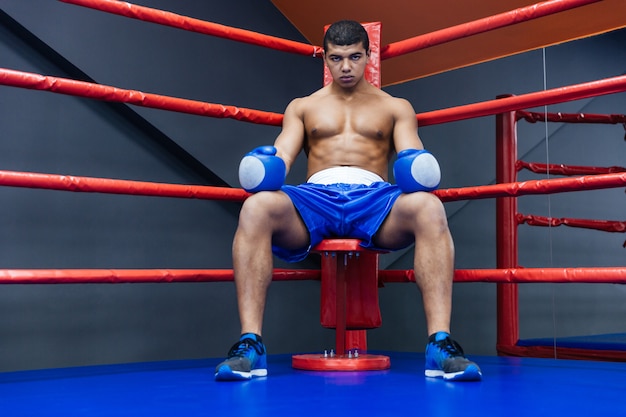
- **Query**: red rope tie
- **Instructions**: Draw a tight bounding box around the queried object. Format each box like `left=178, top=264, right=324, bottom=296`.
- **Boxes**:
left=516, top=161, right=626, bottom=175
left=516, top=214, right=626, bottom=233
left=516, top=110, right=626, bottom=124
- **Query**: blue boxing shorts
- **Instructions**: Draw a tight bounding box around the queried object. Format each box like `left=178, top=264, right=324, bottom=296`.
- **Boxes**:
left=273, top=167, right=403, bottom=262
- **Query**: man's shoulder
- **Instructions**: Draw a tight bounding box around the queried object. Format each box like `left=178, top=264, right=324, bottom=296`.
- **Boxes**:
left=381, top=93, right=415, bottom=112
left=286, top=87, right=329, bottom=110
left=362, top=85, right=410, bottom=106
left=374, top=88, right=407, bottom=102
left=307, top=84, right=332, bottom=99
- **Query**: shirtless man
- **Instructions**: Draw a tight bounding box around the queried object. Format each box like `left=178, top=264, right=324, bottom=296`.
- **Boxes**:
left=215, top=20, right=481, bottom=382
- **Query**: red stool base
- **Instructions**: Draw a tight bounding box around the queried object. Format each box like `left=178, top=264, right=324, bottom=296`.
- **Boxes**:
left=292, top=353, right=390, bottom=371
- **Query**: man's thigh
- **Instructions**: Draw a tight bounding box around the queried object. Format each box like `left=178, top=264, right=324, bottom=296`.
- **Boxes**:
left=373, top=192, right=440, bottom=249
left=269, top=191, right=310, bottom=250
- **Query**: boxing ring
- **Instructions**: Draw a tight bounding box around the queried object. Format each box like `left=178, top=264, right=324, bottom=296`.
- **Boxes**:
left=1, top=0, right=626, bottom=415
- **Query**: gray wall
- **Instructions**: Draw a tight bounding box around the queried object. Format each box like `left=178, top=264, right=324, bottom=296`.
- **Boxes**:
left=0, top=0, right=624, bottom=371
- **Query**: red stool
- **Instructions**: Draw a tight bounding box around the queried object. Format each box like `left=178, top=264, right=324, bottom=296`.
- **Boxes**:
left=292, top=239, right=390, bottom=371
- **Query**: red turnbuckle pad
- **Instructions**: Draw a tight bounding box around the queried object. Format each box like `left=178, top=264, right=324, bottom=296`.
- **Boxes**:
left=292, top=353, right=390, bottom=371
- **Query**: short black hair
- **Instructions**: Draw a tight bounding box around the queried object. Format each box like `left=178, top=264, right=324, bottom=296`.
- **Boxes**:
left=323, top=20, right=369, bottom=53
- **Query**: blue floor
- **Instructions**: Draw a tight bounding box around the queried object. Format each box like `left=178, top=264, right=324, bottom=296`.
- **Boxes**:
left=1, top=352, right=625, bottom=416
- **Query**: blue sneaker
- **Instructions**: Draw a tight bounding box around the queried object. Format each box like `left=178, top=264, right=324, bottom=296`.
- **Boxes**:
left=215, top=333, right=267, bottom=381
left=425, top=332, right=482, bottom=381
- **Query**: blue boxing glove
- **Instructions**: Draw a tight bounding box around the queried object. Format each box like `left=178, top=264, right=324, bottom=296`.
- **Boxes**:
left=238, top=146, right=286, bottom=192
left=393, top=149, right=441, bottom=193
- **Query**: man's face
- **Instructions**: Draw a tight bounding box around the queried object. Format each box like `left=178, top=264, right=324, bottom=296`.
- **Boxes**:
left=324, top=42, right=369, bottom=89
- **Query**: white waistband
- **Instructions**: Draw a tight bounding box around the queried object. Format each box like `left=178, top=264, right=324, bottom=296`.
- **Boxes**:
left=307, top=167, right=384, bottom=186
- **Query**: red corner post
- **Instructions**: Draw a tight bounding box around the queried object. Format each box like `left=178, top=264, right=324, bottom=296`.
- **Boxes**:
left=292, top=24, right=387, bottom=371
left=495, top=96, right=520, bottom=355
left=322, top=21, right=382, bottom=353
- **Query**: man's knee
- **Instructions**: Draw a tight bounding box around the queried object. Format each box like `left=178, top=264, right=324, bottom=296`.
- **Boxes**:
left=241, top=191, right=288, bottom=214
left=239, top=191, right=300, bottom=233
left=399, top=191, right=444, bottom=212
left=399, top=192, right=448, bottom=230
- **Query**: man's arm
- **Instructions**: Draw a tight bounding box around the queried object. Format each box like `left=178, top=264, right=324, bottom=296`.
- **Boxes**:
left=237, top=98, right=305, bottom=193
left=391, top=97, right=424, bottom=152
left=391, top=98, right=441, bottom=192
left=274, top=98, right=306, bottom=175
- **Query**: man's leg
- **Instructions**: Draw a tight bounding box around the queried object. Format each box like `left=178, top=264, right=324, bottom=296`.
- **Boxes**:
left=233, top=191, right=309, bottom=335
left=374, top=191, right=481, bottom=381
left=216, top=191, right=309, bottom=381
left=375, top=192, right=454, bottom=334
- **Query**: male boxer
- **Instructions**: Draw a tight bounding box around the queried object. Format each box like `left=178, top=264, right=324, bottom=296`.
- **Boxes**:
left=215, top=20, right=481, bottom=382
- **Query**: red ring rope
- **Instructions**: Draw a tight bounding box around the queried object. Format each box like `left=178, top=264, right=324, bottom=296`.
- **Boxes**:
left=2, top=68, right=625, bottom=129
left=381, top=267, right=626, bottom=284
left=0, top=267, right=623, bottom=285
left=0, top=269, right=319, bottom=284
left=0, top=170, right=248, bottom=201
left=434, top=172, right=626, bottom=202
left=380, top=0, right=601, bottom=60
left=60, top=0, right=599, bottom=65
left=0, top=170, right=622, bottom=203
left=0, top=68, right=283, bottom=126
left=59, top=0, right=323, bottom=57
left=417, top=75, right=626, bottom=126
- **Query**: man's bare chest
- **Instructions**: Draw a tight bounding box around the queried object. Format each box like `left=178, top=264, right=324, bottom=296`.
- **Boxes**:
left=305, top=102, right=393, bottom=140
